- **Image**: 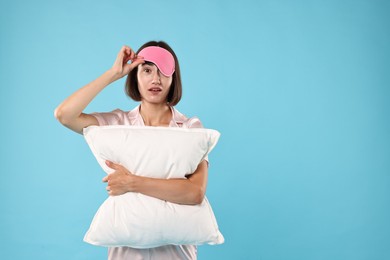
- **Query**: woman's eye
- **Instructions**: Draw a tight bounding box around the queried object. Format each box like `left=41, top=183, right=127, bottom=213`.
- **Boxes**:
left=144, top=68, right=151, bottom=73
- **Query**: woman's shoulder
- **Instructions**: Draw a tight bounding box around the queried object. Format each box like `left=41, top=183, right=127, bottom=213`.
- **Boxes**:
left=172, top=107, right=204, bottom=129
left=92, top=106, right=140, bottom=126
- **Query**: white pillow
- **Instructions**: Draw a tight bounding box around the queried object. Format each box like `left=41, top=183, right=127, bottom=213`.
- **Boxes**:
left=82, top=125, right=224, bottom=248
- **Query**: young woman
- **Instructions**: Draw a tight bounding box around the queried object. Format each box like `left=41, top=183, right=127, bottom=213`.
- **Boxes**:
left=55, top=41, right=208, bottom=259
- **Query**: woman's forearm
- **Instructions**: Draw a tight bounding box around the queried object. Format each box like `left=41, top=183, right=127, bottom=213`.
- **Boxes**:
left=104, top=160, right=209, bottom=205
left=133, top=177, right=205, bottom=205
left=133, top=161, right=208, bottom=205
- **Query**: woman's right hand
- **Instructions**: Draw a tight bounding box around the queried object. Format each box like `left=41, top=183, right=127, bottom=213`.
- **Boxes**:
left=110, top=45, right=145, bottom=80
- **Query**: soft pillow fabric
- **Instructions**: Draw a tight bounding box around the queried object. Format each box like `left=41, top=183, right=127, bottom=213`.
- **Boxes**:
left=83, top=125, right=224, bottom=248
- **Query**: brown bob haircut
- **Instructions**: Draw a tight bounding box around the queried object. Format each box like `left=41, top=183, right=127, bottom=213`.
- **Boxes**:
left=125, top=41, right=182, bottom=106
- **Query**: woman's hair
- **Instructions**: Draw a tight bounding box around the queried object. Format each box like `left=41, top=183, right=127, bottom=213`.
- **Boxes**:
left=125, top=41, right=182, bottom=106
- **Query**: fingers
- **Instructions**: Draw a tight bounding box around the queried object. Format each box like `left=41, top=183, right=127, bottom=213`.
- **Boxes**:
left=123, top=46, right=133, bottom=62
left=121, top=45, right=146, bottom=63
left=106, top=186, right=113, bottom=196
left=121, top=45, right=138, bottom=62
left=128, top=57, right=145, bottom=70
left=114, top=45, right=134, bottom=67
left=103, top=161, right=119, bottom=182
left=103, top=174, right=113, bottom=195
left=105, top=182, right=119, bottom=196
left=112, top=45, right=145, bottom=76
left=105, top=160, right=119, bottom=170
left=117, top=45, right=129, bottom=62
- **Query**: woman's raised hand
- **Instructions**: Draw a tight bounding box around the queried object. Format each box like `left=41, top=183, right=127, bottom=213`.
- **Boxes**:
left=110, top=45, right=144, bottom=80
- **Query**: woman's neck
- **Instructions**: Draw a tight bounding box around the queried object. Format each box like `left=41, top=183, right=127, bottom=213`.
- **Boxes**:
left=139, top=102, right=172, bottom=127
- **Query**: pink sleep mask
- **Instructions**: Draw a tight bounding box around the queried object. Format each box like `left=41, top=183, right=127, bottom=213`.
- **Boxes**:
left=138, top=46, right=175, bottom=77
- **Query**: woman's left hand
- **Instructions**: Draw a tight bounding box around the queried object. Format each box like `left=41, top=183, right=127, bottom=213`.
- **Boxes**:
left=103, top=160, right=138, bottom=196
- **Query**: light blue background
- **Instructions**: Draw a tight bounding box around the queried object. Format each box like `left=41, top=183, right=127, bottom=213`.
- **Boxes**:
left=1, top=0, right=389, bottom=259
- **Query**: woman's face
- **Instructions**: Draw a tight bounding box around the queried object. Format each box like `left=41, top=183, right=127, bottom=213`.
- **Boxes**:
left=137, top=62, right=173, bottom=105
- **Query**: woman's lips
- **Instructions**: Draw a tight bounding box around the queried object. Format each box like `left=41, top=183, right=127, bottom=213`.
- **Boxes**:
left=148, top=87, right=162, bottom=92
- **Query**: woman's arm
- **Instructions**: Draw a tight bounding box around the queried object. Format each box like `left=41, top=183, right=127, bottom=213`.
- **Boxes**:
left=103, top=160, right=208, bottom=205
left=54, top=46, right=144, bottom=134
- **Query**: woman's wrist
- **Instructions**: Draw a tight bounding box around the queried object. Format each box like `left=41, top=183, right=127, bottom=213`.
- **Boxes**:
left=129, top=174, right=143, bottom=193
left=105, top=68, right=123, bottom=83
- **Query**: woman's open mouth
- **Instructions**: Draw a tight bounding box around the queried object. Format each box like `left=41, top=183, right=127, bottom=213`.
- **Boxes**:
left=148, top=87, right=162, bottom=93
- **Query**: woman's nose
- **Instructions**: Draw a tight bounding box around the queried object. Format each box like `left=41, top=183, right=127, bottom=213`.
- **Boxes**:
left=152, top=72, right=161, bottom=84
